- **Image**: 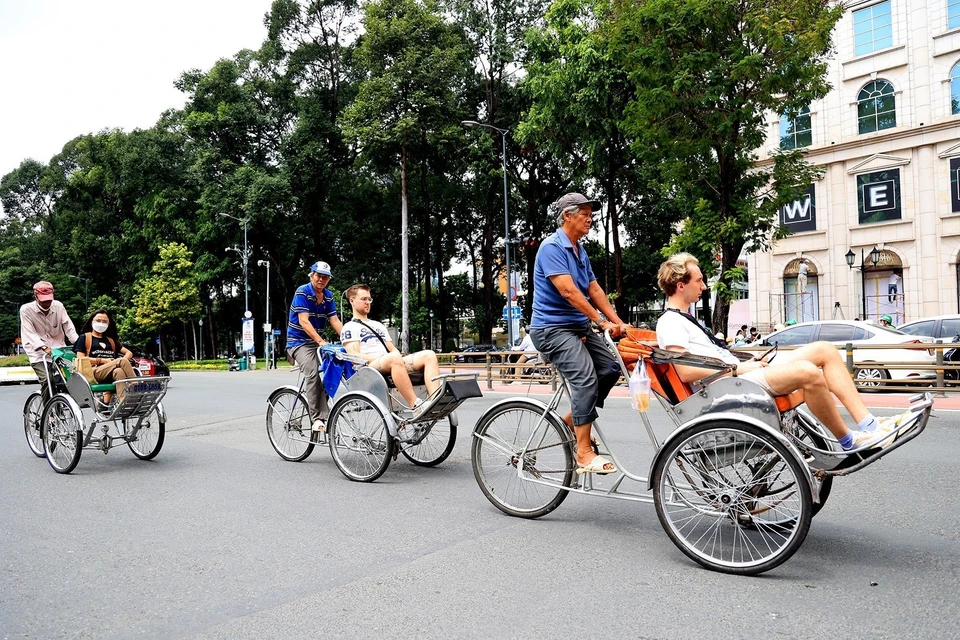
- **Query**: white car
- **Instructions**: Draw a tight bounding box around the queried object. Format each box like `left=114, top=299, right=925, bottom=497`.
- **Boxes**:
left=897, top=314, right=960, bottom=341
left=759, top=320, right=935, bottom=388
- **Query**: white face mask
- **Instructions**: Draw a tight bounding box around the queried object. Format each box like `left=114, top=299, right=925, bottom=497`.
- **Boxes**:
left=92, top=321, right=109, bottom=333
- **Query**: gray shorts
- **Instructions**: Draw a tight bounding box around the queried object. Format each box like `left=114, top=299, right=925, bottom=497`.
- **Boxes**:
left=741, top=368, right=776, bottom=395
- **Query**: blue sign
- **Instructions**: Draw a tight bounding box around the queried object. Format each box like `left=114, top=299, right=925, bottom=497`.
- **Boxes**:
left=155, top=337, right=161, bottom=345
left=502, top=306, right=522, bottom=320
left=272, top=329, right=281, bottom=336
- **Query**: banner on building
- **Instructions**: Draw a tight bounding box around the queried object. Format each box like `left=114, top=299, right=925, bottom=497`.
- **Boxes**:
left=857, top=169, right=901, bottom=224
left=780, top=184, right=816, bottom=233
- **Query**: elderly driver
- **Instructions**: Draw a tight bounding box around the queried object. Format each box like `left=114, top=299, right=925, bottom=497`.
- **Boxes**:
left=529, top=193, right=631, bottom=474
left=20, top=281, right=79, bottom=400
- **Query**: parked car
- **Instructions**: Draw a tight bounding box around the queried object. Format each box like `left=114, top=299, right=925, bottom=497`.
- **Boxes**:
left=126, top=346, right=171, bottom=377
left=897, top=315, right=960, bottom=341
left=760, top=320, right=935, bottom=388
left=453, top=344, right=502, bottom=363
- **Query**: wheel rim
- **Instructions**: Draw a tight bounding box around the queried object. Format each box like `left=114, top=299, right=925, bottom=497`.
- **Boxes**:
left=267, top=391, right=313, bottom=460
left=24, top=394, right=45, bottom=456
left=474, top=406, right=573, bottom=514
left=657, top=427, right=808, bottom=570
left=856, top=368, right=883, bottom=387
left=43, top=397, right=80, bottom=471
left=329, top=397, right=391, bottom=480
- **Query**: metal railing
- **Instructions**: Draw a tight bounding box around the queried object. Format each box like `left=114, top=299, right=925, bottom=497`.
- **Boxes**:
left=441, top=342, right=960, bottom=396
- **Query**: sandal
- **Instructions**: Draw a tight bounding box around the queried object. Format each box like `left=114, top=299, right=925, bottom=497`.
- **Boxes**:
left=576, top=454, right=617, bottom=475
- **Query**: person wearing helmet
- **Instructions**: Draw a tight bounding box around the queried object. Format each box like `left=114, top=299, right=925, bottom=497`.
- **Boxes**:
left=285, top=261, right=344, bottom=432
left=785, top=319, right=797, bottom=326
left=879, top=314, right=894, bottom=329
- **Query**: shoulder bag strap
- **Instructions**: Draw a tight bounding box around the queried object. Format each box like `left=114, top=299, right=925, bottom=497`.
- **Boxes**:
left=353, top=319, right=392, bottom=353
left=85, top=333, right=92, bottom=355
left=662, top=308, right=729, bottom=349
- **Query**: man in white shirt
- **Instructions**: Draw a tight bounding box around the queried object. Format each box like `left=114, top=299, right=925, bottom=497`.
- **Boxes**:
left=340, top=284, right=441, bottom=415
left=797, top=259, right=808, bottom=293
left=888, top=271, right=901, bottom=303
left=655, top=253, right=900, bottom=450
left=20, top=281, right=80, bottom=399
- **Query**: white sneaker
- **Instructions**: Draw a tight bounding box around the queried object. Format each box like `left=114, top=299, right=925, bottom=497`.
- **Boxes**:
left=311, top=419, right=326, bottom=433
left=850, top=424, right=896, bottom=450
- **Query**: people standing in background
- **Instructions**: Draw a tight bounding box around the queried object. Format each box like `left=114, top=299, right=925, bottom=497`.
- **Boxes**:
left=888, top=271, right=901, bottom=303
left=797, top=259, right=809, bottom=294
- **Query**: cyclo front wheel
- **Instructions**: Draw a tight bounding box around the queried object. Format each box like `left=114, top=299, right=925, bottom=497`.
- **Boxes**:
left=128, top=405, right=165, bottom=460
left=653, top=420, right=812, bottom=575
left=266, top=389, right=315, bottom=462
left=471, top=401, right=574, bottom=519
left=328, top=392, right=393, bottom=482
left=23, top=392, right=45, bottom=457
left=400, top=418, right=456, bottom=467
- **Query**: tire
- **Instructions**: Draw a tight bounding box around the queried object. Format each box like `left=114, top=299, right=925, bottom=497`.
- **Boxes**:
left=23, top=392, right=45, bottom=457
left=855, top=366, right=888, bottom=390
left=40, top=395, right=83, bottom=474
left=328, top=393, right=393, bottom=482
left=652, top=420, right=812, bottom=575
left=471, top=401, right=574, bottom=519
left=266, top=389, right=315, bottom=462
left=127, top=405, right=165, bottom=460
left=400, top=418, right=456, bottom=467
left=782, top=412, right=833, bottom=518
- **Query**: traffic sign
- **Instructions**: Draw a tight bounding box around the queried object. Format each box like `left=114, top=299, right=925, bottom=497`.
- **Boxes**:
left=502, top=306, right=522, bottom=320
left=272, top=329, right=281, bottom=336
left=509, top=285, right=517, bottom=302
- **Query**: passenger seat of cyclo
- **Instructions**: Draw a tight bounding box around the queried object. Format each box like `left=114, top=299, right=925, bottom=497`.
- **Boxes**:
left=616, top=328, right=804, bottom=412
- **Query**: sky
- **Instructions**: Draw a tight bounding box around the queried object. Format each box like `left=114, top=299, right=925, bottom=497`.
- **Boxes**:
left=0, top=0, right=275, bottom=179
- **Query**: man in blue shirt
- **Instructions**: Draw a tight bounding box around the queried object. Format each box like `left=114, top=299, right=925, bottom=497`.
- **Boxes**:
left=530, top=193, right=631, bottom=474
left=286, top=261, right=343, bottom=432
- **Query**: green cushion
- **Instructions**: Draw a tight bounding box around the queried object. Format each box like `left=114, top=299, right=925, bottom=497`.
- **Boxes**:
left=91, top=384, right=116, bottom=392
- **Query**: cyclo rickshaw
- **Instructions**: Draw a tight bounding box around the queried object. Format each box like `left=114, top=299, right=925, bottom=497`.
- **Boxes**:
left=267, top=345, right=482, bottom=482
left=470, top=328, right=932, bottom=575
left=22, top=348, right=169, bottom=474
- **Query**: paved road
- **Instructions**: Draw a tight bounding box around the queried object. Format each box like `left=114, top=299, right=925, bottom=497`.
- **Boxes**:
left=1, top=371, right=958, bottom=639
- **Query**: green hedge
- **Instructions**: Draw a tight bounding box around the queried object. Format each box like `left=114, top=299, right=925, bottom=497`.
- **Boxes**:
left=168, top=359, right=228, bottom=371
left=0, top=354, right=30, bottom=367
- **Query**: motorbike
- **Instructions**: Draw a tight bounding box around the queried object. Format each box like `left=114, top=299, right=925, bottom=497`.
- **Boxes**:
left=944, top=333, right=960, bottom=380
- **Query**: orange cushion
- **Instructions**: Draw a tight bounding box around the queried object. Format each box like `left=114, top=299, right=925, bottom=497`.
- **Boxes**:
left=774, top=389, right=804, bottom=412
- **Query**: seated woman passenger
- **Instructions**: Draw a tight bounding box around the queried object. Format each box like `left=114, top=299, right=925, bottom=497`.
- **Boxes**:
left=73, top=309, right=136, bottom=404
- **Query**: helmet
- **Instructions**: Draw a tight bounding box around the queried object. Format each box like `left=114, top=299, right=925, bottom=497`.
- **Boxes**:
left=880, top=314, right=892, bottom=324
left=785, top=319, right=797, bottom=326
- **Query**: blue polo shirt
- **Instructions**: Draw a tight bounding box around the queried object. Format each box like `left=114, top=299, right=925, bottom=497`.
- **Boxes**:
left=286, top=284, right=338, bottom=349
left=530, top=229, right=596, bottom=328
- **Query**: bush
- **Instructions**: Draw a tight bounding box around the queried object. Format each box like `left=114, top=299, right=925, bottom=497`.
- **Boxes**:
left=0, top=354, right=30, bottom=367
left=168, top=359, right=229, bottom=371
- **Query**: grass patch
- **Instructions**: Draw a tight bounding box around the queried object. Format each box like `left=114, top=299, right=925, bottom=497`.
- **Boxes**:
left=0, top=354, right=30, bottom=367
left=168, top=359, right=228, bottom=371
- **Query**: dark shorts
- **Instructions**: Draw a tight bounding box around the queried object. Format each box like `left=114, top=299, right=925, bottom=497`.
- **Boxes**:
left=530, top=324, right=620, bottom=425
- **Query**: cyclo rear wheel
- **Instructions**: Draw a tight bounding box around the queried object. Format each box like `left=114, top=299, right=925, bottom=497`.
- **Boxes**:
left=23, top=392, right=45, bottom=457
left=471, top=401, right=574, bottom=519
left=128, top=405, right=165, bottom=460
left=40, top=395, right=83, bottom=474
left=266, top=389, right=315, bottom=462
left=652, top=420, right=812, bottom=575
left=328, top=392, right=393, bottom=482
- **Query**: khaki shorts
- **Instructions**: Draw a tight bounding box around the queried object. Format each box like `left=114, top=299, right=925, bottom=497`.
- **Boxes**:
left=740, top=368, right=776, bottom=395
left=370, top=353, right=417, bottom=373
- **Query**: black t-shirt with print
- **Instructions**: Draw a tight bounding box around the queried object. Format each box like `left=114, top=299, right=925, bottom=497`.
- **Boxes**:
left=73, top=333, right=122, bottom=360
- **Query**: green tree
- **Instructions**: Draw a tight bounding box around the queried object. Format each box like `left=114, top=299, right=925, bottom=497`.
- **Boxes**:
left=131, top=243, right=203, bottom=357
left=342, top=0, right=474, bottom=351
left=610, top=0, right=841, bottom=330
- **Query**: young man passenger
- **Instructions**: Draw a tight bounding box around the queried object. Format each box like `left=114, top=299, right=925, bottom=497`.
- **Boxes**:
left=655, top=252, right=900, bottom=450
left=340, top=284, right=441, bottom=417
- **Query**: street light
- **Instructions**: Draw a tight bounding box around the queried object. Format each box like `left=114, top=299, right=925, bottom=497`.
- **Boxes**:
left=219, top=212, right=249, bottom=314
left=66, top=274, right=89, bottom=310
left=258, top=259, right=271, bottom=368
left=429, top=309, right=434, bottom=351
left=462, top=119, right=515, bottom=348
left=845, top=246, right=881, bottom=319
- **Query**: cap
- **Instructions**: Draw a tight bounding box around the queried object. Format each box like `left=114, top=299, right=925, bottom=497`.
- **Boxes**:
left=555, top=192, right=601, bottom=215
left=880, top=314, right=892, bottom=323
left=33, top=281, right=54, bottom=301
left=308, top=261, right=333, bottom=278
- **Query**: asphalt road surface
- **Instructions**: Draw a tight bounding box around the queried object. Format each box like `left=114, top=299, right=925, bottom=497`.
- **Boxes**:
left=1, top=371, right=958, bottom=639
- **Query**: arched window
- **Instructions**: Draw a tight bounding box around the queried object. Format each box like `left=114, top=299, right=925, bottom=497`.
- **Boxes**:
left=779, top=106, right=812, bottom=149
left=857, top=80, right=896, bottom=134
left=951, top=61, right=960, bottom=115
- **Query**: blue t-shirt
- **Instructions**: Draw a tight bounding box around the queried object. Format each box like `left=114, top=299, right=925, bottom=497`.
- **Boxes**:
left=530, top=229, right=596, bottom=328
left=286, top=284, right=338, bottom=349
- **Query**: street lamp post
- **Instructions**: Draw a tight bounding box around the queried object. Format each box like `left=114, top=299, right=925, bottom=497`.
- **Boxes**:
left=462, top=119, right=514, bottom=348
left=429, top=309, right=434, bottom=351
left=219, top=212, right=249, bottom=314
left=66, top=275, right=89, bottom=311
left=258, top=259, right=271, bottom=368
left=845, top=246, right=881, bottom=319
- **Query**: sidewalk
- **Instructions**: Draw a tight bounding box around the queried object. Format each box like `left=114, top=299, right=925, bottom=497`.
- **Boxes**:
left=480, top=379, right=960, bottom=411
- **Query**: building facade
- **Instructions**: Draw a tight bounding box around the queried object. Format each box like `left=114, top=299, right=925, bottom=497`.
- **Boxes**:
left=750, top=0, right=960, bottom=330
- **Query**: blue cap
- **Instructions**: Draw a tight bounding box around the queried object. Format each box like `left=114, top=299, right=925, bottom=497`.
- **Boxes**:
left=308, top=261, right=332, bottom=278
